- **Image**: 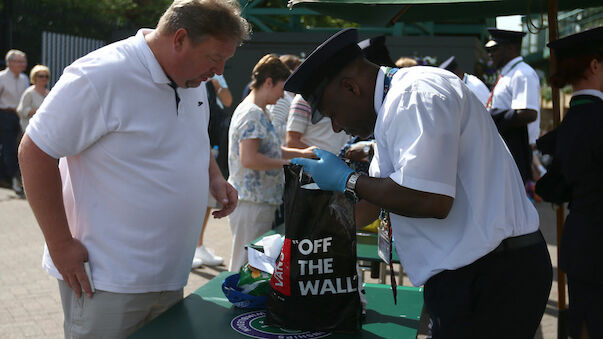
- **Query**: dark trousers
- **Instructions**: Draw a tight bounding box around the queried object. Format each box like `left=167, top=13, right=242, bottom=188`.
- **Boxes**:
left=424, top=239, right=552, bottom=339
left=0, top=109, right=20, bottom=179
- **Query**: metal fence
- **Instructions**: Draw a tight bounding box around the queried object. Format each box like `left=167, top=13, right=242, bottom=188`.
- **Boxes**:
left=42, top=32, right=105, bottom=87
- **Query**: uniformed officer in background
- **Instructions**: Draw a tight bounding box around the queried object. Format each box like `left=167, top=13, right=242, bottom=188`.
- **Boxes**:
left=485, top=28, right=541, bottom=184
left=542, top=26, right=603, bottom=339
left=289, top=28, right=552, bottom=339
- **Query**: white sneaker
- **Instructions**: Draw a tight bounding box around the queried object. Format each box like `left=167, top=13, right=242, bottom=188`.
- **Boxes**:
left=192, top=246, right=223, bottom=267
left=191, top=257, right=203, bottom=269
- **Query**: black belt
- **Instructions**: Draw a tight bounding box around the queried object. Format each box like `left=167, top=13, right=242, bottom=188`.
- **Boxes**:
left=492, top=230, right=544, bottom=253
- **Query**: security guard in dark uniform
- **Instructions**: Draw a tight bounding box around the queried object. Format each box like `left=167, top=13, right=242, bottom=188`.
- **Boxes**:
left=540, top=26, right=603, bottom=339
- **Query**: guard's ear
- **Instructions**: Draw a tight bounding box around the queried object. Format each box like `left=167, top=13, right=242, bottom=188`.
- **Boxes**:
left=173, top=28, right=188, bottom=52
left=341, top=77, right=360, bottom=96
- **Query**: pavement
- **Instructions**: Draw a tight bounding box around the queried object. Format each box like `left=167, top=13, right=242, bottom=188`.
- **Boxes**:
left=0, top=186, right=565, bottom=338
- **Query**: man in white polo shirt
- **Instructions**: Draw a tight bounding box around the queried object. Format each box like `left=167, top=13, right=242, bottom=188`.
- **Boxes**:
left=290, top=28, right=552, bottom=338
left=17, top=1, right=249, bottom=337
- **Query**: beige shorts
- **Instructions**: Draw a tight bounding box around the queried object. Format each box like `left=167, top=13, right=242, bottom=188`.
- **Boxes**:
left=58, top=279, right=182, bottom=338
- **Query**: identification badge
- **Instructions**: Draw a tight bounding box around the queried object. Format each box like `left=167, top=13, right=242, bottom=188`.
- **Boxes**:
left=378, top=210, right=392, bottom=265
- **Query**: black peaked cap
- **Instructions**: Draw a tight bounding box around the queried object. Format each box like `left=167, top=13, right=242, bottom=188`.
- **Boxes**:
left=284, top=28, right=362, bottom=124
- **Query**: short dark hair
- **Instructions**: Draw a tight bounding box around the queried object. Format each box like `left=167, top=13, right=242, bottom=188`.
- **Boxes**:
left=157, top=0, right=250, bottom=45
left=250, top=54, right=291, bottom=90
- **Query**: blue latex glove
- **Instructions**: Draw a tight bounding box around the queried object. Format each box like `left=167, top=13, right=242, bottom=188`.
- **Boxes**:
left=291, top=149, right=354, bottom=192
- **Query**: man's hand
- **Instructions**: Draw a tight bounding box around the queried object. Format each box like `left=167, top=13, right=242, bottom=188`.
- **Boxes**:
left=48, top=238, right=93, bottom=298
left=291, top=149, right=354, bottom=192
left=210, top=176, right=238, bottom=218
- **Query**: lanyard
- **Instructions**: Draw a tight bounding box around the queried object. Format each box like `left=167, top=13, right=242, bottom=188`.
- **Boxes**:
left=378, top=67, right=400, bottom=304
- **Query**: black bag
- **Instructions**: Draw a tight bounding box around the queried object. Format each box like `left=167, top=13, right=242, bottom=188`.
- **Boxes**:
left=265, top=165, right=361, bottom=333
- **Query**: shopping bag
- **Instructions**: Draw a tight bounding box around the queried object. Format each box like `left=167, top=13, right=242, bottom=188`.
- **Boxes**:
left=265, top=165, right=361, bottom=333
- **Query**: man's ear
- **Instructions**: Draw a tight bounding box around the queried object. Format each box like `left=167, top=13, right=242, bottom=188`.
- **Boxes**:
left=173, top=28, right=188, bottom=52
left=341, top=78, right=360, bottom=96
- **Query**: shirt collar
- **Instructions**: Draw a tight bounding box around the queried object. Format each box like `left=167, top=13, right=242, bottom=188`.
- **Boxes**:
left=501, top=56, right=523, bottom=75
left=134, top=29, right=172, bottom=85
left=374, top=66, right=386, bottom=114
left=572, top=89, right=603, bottom=101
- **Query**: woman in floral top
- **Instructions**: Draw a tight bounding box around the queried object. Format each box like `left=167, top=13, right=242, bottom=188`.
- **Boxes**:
left=227, top=54, right=315, bottom=271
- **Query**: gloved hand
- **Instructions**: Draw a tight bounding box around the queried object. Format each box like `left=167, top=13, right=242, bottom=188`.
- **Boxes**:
left=291, top=149, right=354, bottom=192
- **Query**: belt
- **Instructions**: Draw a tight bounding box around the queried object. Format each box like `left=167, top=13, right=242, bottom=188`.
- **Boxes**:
left=492, top=230, right=544, bottom=253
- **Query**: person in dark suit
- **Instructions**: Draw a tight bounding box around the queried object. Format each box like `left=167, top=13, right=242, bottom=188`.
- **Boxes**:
left=544, top=26, right=603, bottom=339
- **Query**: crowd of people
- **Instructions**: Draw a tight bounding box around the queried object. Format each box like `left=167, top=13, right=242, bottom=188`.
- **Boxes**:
left=2, top=0, right=599, bottom=337
left=0, top=49, right=50, bottom=196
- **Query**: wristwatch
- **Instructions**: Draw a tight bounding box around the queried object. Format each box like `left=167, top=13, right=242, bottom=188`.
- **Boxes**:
left=345, top=172, right=361, bottom=202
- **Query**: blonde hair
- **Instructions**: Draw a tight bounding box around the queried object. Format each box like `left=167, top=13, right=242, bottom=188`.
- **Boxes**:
left=29, top=65, right=50, bottom=84
left=395, top=57, right=418, bottom=68
left=250, top=54, right=291, bottom=90
left=157, top=0, right=250, bottom=45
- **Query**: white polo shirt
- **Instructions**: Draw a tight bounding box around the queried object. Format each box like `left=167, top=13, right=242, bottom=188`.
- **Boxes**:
left=490, top=56, right=541, bottom=144
left=27, top=29, right=210, bottom=293
left=370, top=66, right=539, bottom=286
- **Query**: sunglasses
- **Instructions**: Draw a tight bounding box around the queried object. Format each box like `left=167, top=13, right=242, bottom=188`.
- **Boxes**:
left=36, top=74, right=49, bottom=78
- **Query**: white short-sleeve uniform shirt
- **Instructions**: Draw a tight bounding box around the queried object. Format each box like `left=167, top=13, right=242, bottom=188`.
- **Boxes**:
left=370, top=66, right=539, bottom=286
left=490, top=56, right=541, bottom=144
left=26, top=29, right=211, bottom=293
left=463, top=73, right=490, bottom=107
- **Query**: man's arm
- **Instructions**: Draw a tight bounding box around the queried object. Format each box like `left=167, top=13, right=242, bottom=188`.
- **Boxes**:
left=292, top=149, right=454, bottom=220
left=18, top=134, right=93, bottom=298
left=490, top=108, right=537, bottom=130
left=355, top=175, right=453, bottom=219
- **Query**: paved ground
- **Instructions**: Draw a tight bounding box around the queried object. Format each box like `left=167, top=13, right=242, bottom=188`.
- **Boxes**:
left=0, top=186, right=565, bottom=338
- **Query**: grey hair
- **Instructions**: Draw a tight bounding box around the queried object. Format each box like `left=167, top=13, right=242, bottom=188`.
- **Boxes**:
left=157, top=0, right=251, bottom=45
left=5, top=49, right=26, bottom=64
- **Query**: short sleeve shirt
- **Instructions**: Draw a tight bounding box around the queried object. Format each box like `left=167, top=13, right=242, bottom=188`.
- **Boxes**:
left=370, top=66, right=539, bottom=286
left=286, top=94, right=350, bottom=154
left=491, top=56, right=541, bottom=144
left=463, top=73, right=490, bottom=107
left=228, top=100, right=284, bottom=205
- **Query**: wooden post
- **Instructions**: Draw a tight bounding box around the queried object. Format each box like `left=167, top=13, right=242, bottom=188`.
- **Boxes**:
left=546, top=1, right=567, bottom=338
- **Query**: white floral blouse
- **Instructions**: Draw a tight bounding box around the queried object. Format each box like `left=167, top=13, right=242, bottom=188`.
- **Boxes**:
left=227, top=100, right=284, bottom=205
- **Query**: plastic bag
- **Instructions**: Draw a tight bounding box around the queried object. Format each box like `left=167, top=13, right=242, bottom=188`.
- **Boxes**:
left=237, top=264, right=271, bottom=296
left=265, top=165, right=361, bottom=333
